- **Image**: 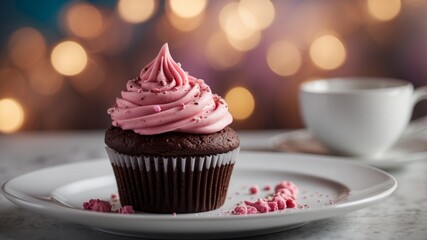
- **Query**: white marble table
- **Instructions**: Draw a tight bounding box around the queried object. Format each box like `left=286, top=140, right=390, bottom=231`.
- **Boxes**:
left=1, top=130, right=426, bottom=240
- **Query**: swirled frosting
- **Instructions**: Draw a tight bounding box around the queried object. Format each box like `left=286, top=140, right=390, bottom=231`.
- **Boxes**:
left=108, top=43, right=233, bottom=135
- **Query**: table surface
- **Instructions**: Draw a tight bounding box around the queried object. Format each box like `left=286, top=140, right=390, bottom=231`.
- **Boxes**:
left=0, top=130, right=426, bottom=240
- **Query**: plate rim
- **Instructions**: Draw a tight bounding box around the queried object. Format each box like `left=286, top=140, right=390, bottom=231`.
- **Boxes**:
left=2, top=152, right=397, bottom=222
left=269, top=129, right=427, bottom=167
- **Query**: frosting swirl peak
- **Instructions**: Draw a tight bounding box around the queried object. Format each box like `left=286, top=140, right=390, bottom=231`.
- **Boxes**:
left=108, top=43, right=233, bottom=135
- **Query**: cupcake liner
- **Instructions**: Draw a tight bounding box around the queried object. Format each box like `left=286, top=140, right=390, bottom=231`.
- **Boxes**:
left=105, top=147, right=239, bottom=213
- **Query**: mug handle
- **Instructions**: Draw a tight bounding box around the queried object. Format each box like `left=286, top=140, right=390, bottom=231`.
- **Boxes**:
left=412, top=86, right=427, bottom=104
left=402, top=86, right=427, bottom=139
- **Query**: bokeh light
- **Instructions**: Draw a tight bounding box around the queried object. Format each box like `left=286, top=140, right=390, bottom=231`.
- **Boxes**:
left=0, top=98, right=24, bottom=133
left=169, top=0, right=207, bottom=18
left=309, top=34, right=346, bottom=70
left=368, top=0, right=401, bottom=22
left=118, top=0, right=157, bottom=24
left=29, top=61, right=63, bottom=96
left=51, top=41, right=88, bottom=76
left=8, top=27, right=46, bottom=70
left=238, top=0, right=275, bottom=30
left=220, top=3, right=257, bottom=41
left=225, top=87, right=255, bottom=121
left=167, top=9, right=204, bottom=32
left=65, top=3, right=105, bottom=39
left=226, top=29, right=261, bottom=52
left=205, top=32, right=243, bottom=70
left=267, top=41, right=302, bottom=76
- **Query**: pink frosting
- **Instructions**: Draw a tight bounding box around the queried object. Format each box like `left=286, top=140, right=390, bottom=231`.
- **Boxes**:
left=108, top=43, right=233, bottom=135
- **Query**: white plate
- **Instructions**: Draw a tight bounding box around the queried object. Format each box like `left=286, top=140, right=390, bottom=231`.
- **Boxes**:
left=2, top=152, right=396, bottom=239
left=270, top=129, right=427, bottom=169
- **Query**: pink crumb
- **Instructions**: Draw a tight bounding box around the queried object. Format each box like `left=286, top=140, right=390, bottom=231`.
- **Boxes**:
left=286, top=199, right=297, bottom=208
left=249, top=185, right=259, bottom=195
left=263, top=185, right=271, bottom=191
left=245, top=199, right=270, bottom=213
left=172, top=212, right=177, bottom=217
left=111, top=194, right=118, bottom=200
left=232, top=180, right=299, bottom=215
left=268, top=201, right=279, bottom=211
left=233, top=205, right=258, bottom=215
left=118, top=205, right=135, bottom=214
left=272, top=195, right=286, bottom=210
left=275, top=181, right=298, bottom=196
left=83, top=199, right=112, bottom=213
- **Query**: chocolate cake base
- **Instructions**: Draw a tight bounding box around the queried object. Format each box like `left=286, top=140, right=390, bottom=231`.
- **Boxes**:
left=111, top=161, right=235, bottom=213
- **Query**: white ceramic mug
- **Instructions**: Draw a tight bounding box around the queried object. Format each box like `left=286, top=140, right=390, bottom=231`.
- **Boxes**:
left=300, top=77, right=427, bottom=157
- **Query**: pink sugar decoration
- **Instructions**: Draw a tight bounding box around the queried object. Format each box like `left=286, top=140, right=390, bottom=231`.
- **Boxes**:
left=153, top=105, right=162, bottom=112
left=249, top=185, right=259, bottom=195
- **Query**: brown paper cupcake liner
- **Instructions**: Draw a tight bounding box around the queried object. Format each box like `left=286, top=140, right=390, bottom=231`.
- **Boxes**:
left=105, top=147, right=239, bottom=213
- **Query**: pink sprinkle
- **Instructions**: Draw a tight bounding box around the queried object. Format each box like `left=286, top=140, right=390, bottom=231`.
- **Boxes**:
left=118, top=205, right=135, bottom=214
left=83, top=199, right=112, bottom=213
left=153, top=105, right=161, bottom=112
left=249, top=185, right=259, bottom=195
left=263, top=185, right=271, bottom=191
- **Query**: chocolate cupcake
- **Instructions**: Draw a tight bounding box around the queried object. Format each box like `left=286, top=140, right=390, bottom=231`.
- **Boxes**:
left=105, top=43, right=240, bottom=213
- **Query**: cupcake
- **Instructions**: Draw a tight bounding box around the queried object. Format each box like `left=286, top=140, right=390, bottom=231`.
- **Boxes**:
left=105, top=43, right=240, bottom=213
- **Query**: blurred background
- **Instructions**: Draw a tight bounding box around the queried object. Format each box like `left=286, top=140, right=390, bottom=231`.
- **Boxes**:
left=0, top=0, right=427, bottom=133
